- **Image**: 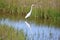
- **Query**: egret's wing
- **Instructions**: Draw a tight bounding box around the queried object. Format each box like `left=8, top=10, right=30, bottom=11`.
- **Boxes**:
left=25, top=10, right=32, bottom=19
left=25, top=13, right=30, bottom=18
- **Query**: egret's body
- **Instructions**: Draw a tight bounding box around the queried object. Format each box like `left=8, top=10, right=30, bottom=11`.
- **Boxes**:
left=25, top=4, right=34, bottom=19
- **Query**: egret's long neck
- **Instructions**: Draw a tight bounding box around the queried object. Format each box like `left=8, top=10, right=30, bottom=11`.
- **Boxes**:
left=30, top=6, right=32, bottom=12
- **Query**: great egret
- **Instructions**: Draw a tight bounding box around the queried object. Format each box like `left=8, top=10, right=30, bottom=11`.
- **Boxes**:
left=25, top=4, right=34, bottom=19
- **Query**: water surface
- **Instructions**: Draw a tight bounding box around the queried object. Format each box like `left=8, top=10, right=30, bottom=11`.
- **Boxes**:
left=0, top=18, right=60, bottom=40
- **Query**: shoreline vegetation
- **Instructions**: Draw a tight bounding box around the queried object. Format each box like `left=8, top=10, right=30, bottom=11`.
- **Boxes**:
left=0, top=0, right=60, bottom=17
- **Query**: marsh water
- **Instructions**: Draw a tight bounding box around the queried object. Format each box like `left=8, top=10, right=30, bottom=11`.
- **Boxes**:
left=0, top=17, right=60, bottom=40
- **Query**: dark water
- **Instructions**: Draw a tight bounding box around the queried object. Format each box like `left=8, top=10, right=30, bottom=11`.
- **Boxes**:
left=0, top=18, right=60, bottom=40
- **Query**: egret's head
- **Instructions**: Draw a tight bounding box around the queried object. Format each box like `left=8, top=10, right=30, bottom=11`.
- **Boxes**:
left=31, top=4, right=35, bottom=7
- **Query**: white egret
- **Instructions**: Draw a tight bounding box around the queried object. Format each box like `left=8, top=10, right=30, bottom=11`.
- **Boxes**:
left=25, top=4, right=34, bottom=19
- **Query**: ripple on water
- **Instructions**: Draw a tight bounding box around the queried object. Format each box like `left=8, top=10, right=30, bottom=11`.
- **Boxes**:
left=0, top=18, right=60, bottom=40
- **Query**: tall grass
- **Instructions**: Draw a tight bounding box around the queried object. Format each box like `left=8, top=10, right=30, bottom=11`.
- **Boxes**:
left=0, top=0, right=60, bottom=19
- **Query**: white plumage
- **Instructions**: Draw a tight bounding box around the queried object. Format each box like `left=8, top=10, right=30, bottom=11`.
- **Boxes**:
left=25, top=4, right=34, bottom=19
